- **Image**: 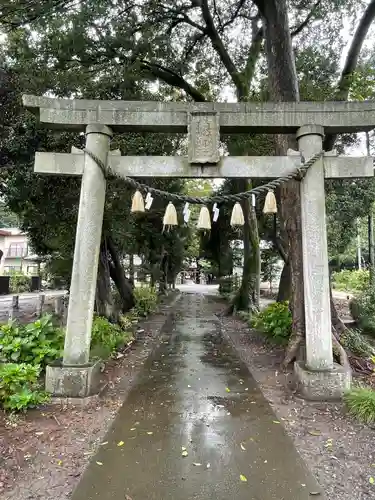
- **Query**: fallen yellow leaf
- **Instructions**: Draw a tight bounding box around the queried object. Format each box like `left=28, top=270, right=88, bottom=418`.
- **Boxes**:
left=96, top=461, right=103, bottom=466
left=181, top=446, right=187, bottom=451
left=240, top=443, right=246, bottom=451
left=225, top=387, right=231, bottom=393
left=240, top=474, right=247, bottom=482
left=193, top=462, right=202, bottom=466
left=308, top=430, right=321, bottom=436
left=147, top=431, right=153, bottom=435
left=273, top=420, right=280, bottom=424
left=117, top=441, right=125, bottom=447
left=182, top=450, right=188, bottom=457
left=130, top=428, right=136, bottom=431
left=370, top=477, right=374, bottom=484
left=57, top=460, right=62, bottom=466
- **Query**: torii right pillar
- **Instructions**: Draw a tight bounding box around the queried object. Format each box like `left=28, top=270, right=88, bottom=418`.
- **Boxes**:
left=294, top=124, right=351, bottom=400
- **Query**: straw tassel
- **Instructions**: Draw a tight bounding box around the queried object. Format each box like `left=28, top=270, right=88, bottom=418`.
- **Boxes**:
left=131, top=190, right=145, bottom=213
left=230, top=202, right=245, bottom=226
left=163, top=202, right=178, bottom=227
left=197, top=206, right=211, bottom=230
left=263, top=190, right=277, bottom=214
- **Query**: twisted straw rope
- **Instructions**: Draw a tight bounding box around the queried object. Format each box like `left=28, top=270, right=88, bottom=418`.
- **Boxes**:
left=84, top=149, right=325, bottom=205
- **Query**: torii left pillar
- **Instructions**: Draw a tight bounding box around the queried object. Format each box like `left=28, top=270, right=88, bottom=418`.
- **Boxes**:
left=46, top=124, right=112, bottom=398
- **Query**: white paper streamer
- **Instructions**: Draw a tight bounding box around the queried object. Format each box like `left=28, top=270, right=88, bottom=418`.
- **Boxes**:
left=145, top=192, right=153, bottom=210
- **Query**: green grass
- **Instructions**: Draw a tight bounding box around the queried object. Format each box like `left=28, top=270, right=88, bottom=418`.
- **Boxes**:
left=344, top=387, right=375, bottom=424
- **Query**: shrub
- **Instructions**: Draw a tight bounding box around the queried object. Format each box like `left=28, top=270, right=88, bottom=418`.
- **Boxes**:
left=350, top=286, right=375, bottom=336
left=9, top=271, right=30, bottom=294
left=133, top=286, right=158, bottom=317
left=218, top=276, right=240, bottom=297
left=0, top=363, right=49, bottom=411
left=332, top=269, right=369, bottom=292
left=251, top=301, right=292, bottom=343
left=90, top=316, right=133, bottom=359
left=340, top=328, right=375, bottom=357
left=0, top=314, right=64, bottom=367
left=344, top=387, right=375, bottom=424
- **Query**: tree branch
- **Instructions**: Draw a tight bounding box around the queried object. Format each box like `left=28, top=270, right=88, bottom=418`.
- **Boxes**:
left=139, top=60, right=206, bottom=102
left=290, top=0, right=322, bottom=37
left=200, top=0, right=245, bottom=98
left=324, top=0, right=375, bottom=150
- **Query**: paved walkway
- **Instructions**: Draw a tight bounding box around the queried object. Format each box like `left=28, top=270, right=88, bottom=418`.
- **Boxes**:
left=72, top=294, right=323, bottom=500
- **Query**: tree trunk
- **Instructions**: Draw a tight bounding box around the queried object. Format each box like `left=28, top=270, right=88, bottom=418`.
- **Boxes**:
left=106, top=235, right=135, bottom=312
left=129, top=253, right=135, bottom=285
left=262, top=0, right=305, bottom=365
left=232, top=180, right=260, bottom=312
left=277, top=260, right=291, bottom=302
left=95, top=243, right=116, bottom=321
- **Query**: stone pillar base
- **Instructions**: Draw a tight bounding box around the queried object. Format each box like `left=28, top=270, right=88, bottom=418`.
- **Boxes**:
left=294, top=360, right=351, bottom=401
left=45, top=360, right=102, bottom=398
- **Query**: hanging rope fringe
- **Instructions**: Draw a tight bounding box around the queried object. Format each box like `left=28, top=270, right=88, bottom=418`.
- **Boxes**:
left=163, top=202, right=178, bottom=227
left=84, top=149, right=325, bottom=206
left=197, top=206, right=211, bottom=230
left=131, top=190, right=145, bottom=213
left=230, top=202, right=245, bottom=226
left=263, top=190, right=277, bottom=214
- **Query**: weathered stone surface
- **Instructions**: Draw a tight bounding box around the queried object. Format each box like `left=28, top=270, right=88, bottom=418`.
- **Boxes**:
left=34, top=151, right=374, bottom=179
left=294, top=361, right=351, bottom=401
left=188, top=111, right=220, bottom=164
left=63, top=124, right=112, bottom=366
left=298, top=125, right=333, bottom=371
left=23, top=94, right=375, bottom=133
left=45, top=360, right=101, bottom=397
left=36, top=293, right=45, bottom=317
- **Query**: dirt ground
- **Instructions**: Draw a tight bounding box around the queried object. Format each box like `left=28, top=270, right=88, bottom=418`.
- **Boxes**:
left=220, top=297, right=375, bottom=500
left=0, top=293, right=178, bottom=500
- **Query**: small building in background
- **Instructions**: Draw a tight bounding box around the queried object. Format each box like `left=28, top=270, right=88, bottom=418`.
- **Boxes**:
left=0, top=228, right=41, bottom=275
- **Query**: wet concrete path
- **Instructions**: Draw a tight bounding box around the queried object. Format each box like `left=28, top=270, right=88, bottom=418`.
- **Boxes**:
left=72, top=294, right=324, bottom=500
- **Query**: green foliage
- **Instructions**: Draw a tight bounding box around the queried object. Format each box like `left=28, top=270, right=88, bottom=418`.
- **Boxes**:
left=344, top=387, right=375, bottom=424
left=90, top=316, right=133, bottom=360
left=9, top=271, right=30, bottom=293
left=332, top=269, right=369, bottom=292
left=0, top=363, right=49, bottom=411
left=0, top=314, right=63, bottom=367
left=252, top=302, right=292, bottom=343
left=133, top=286, right=158, bottom=317
left=218, top=276, right=240, bottom=297
left=340, top=328, right=375, bottom=357
left=350, top=286, right=375, bottom=336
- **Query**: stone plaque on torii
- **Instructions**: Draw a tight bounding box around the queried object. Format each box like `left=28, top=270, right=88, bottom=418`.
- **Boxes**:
left=23, top=95, right=375, bottom=400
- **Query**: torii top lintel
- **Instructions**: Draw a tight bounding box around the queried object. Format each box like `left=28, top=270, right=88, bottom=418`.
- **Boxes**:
left=22, top=95, right=375, bottom=134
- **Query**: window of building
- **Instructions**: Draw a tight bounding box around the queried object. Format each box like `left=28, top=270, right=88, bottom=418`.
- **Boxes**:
left=27, top=266, right=38, bottom=275
left=4, top=266, right=22, bottom=273
left=7, top=243, right=27, bottom=257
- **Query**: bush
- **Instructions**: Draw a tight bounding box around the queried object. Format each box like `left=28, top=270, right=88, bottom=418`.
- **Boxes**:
left=344, top=387, right=375, bottom=424
left=340, top=328, right=375, bottom=357
left=251, top=301, right=292, bottom=343
left=9, top=271, right=30, bottom=294
left=0, top=314, right=64, bottom=367
left=133, top=286, right=158, bottom=317
left=218, top=276, right=240, bottom=297
left=350, top=286, right=375, bottom=335
left=90, top=316, right=133, bottom=359
left=0, top=363, right=49, bottom=411
left=332, top=269, right=369, bottom=292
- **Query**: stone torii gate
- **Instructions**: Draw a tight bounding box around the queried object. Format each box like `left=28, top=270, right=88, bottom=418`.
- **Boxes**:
left=23, top=95, right=375, bottom=400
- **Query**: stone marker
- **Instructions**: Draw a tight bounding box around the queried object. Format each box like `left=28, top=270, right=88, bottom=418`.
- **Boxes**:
left=8, top=295, right=19, bottom=320
left=23, top=95, right=375, bottom=400
left=36, top=293, right=45, bottom=317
